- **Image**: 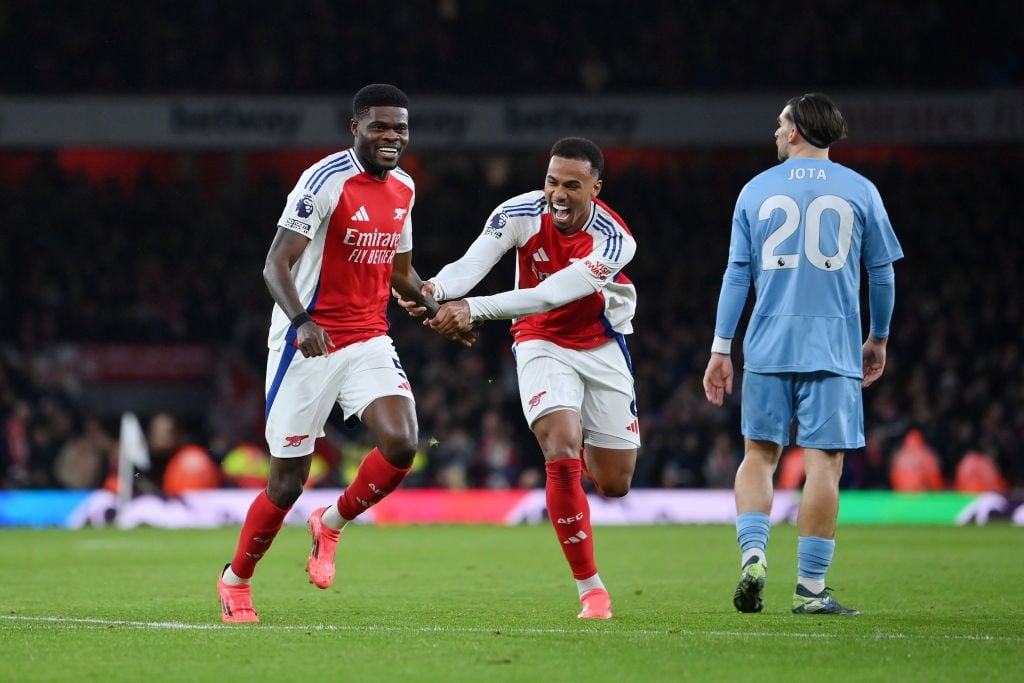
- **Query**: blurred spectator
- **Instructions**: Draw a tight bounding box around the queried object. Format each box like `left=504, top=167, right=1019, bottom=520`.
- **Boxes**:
left=25, top=394, right=77, bottom=488
left=429, top=426, right=476, bottom=489
left=220, top=442, right=271, bottom=489
left=3, top=400, right=33, bottom=487
left=52, top=417, right=114, bottom=490
left=338, top=438, right=376, bottom=486
left=473, top=410, right=521, bottom=489
left=953, top=450, right=1009, bottom=494
left=702, top=432, right=741, bottom=489
left=305, top=454, right=331, bottom=488
left=140, top=412, right=185, bottom=494
left=53, top=436, right=106, bottom=489
left=843, top=429, right=891, bottom=490
left=305, top=436, right=343, bottom=489
left=776, top=447, right=805, bottom=491
left=649, top=430, right=704, bottom=489
left=163, top=444, right=222, bottom=495
left=890, top=429, right=945, bottom=492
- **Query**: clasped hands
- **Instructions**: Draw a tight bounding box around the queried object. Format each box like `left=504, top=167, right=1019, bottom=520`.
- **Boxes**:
left=393, top=283, right=479, bottom=347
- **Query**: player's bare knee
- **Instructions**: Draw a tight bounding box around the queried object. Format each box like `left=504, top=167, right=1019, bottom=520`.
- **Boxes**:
left=266, top=476, right=304, bottom=508
left=599, top=479, right=631, bottom=498
left=541, top=444, right=580, bottom=462
left=377, top=433, right=418, bottom=469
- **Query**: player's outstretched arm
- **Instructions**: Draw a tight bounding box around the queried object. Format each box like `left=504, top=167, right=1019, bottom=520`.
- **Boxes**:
left=392, top=282, right=435, bottom=318
left=389, top=274, right=477, bottom=348
left=390, top=252, right=440, bottom=317
left=426, top=299, right=479, bottom=347
left=428, top=301, right=475, bottom=337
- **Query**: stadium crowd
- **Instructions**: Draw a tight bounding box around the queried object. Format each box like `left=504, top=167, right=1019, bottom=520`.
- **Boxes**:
left=0, top=1, right=1020, bottom=494
left=1, top=1, right=1019, bottom=95
left=0, top=143, right=1020, bottom=493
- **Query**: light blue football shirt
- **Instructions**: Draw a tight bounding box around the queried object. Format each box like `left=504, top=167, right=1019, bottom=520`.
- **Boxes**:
left=722, top=157, right=904, bottom=378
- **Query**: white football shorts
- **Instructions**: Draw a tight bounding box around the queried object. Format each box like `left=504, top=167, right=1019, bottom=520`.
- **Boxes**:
left=514, top=338, right=640, bottom=449
left=264, top=334, right=414, bottom=458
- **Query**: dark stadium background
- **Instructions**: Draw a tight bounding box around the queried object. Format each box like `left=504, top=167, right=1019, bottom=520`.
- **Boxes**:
left=1, top=1, right=1020, bottom=494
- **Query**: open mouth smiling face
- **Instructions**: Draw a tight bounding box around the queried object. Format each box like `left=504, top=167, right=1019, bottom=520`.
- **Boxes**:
left=544, top=156, right=602, bottom=235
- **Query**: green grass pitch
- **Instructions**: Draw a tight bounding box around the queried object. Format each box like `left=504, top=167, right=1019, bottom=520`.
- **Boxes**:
left=1, top=523, right=1021, bottom=682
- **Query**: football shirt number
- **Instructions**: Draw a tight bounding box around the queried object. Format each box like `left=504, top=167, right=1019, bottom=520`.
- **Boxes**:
left=759, top=194, right=854, bottom=271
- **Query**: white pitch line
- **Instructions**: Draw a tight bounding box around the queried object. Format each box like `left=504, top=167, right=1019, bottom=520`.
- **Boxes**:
left=1, top=615, right=1020, bottom=643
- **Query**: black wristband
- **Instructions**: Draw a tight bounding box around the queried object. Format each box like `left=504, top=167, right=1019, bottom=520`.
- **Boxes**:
left=291, top=312, right=313, bottom=328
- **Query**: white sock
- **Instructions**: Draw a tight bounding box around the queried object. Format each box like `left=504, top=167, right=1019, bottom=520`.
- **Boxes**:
left=742, top=549, right=767, bottom=568
left=222, top=566, right=249, bottom=586
left=798, top=577, right=826, bottom=594
left=576, top=573, right=605, bottom=599
left=321, top=504, right=348, bottom=530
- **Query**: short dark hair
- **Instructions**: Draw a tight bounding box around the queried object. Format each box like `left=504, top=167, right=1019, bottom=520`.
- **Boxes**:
left=786, top=93, right=848, bottom=149
left=550, top=137, right=604, bottom=178
left=353, top=84, right=410, bottom=119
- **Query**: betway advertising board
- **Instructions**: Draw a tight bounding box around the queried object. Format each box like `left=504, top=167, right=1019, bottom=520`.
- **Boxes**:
left=1, top=90, right=1022, bottom=149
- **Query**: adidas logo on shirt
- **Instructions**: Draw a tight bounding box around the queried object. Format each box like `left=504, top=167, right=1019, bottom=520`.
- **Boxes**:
left=351, top=206, right=370, bottom=222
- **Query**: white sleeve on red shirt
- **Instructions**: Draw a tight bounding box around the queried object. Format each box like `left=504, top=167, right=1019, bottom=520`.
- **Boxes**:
left=466, top=233, right=637, bottom=322
left=429, top=233, right=510, bottom=300
left=465, top=263, right=596, bottom=321
left=396, top=193, right=414, bottom=253
left=277, top=155, right=346, bottom=239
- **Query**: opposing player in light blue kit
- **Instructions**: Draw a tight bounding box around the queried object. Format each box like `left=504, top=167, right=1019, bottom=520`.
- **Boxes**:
left=702, top=93, right=903, bottom=615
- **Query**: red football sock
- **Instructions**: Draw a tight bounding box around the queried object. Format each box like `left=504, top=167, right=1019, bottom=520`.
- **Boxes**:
left=336, top=447, right=410, bottom=521
left=545, top=458, right=598, bottom=580
left=230, top=490, right=289, bottom=579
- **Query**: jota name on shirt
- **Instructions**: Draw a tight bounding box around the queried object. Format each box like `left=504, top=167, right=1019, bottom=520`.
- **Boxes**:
left=787, top=166, right=828, bottom=181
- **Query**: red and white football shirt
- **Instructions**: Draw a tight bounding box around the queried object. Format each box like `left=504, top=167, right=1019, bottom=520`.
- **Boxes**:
left=431, top=190, right=636, bottom=350
left=269, top=148, right=415, bottom=351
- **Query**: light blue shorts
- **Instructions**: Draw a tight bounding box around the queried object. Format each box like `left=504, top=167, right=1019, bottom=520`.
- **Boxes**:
left=740, top=370, right=864, bottom=450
